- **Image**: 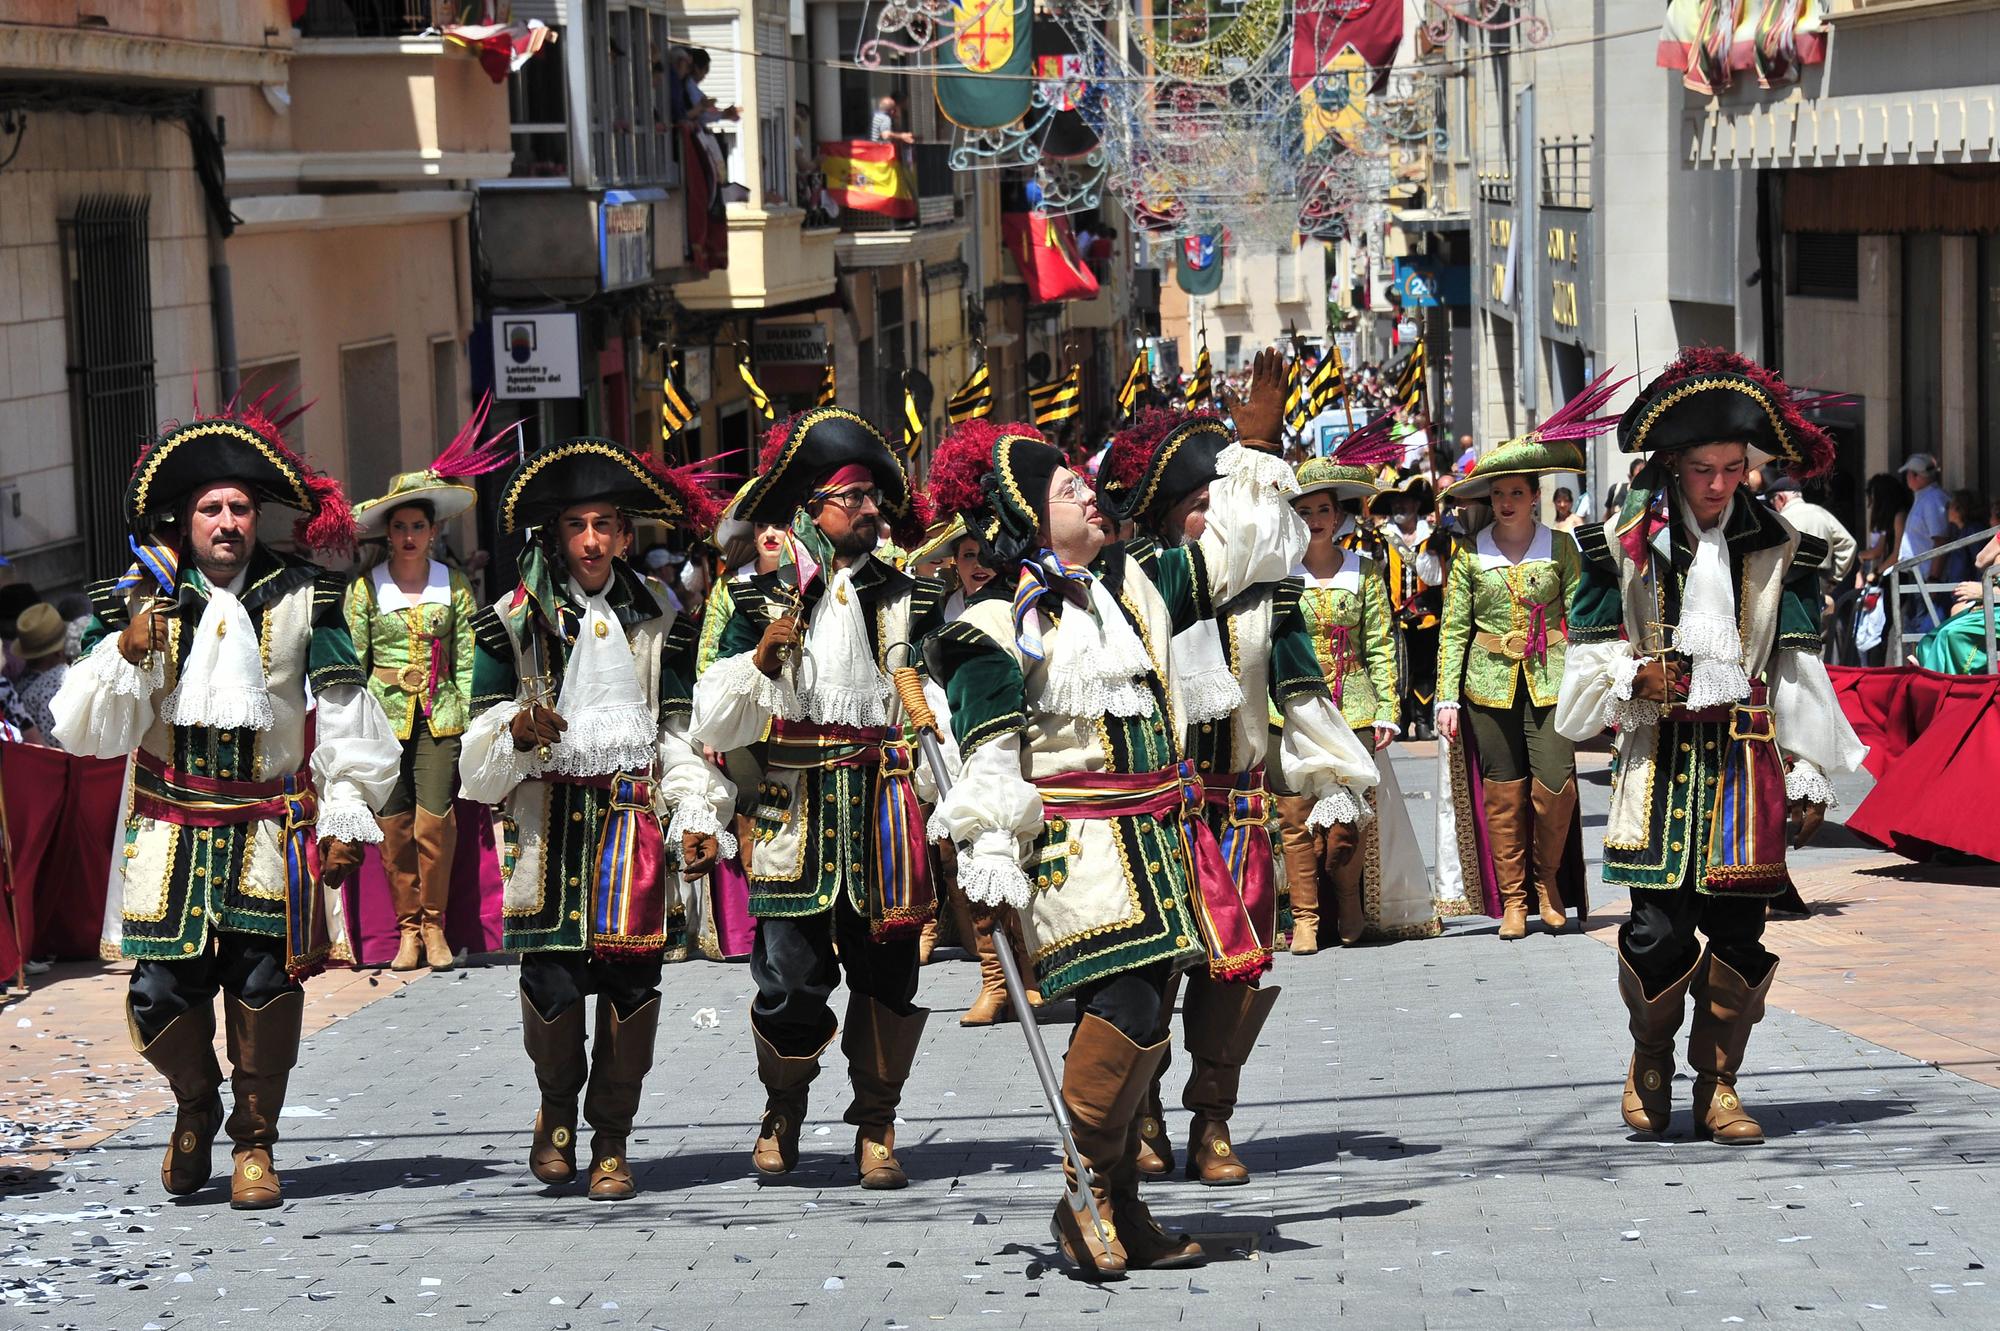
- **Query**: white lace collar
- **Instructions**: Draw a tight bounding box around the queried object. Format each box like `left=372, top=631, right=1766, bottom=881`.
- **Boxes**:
left=371, top=560, right=451, bottom=614
left=1475, top=523, right=1552, bottom=570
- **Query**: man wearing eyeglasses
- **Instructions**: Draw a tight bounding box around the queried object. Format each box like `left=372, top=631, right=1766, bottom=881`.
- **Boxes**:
left=691, top=408, right=946, bottom=1191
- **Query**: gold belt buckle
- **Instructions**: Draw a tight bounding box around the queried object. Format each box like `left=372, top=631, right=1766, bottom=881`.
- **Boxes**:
left=1498, top=629, right=1529, bottom=660
left=395, top=664, right=428, bottom=692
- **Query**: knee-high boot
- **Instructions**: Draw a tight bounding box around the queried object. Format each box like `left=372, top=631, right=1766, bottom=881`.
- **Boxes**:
left=843, top=996, right=930, bottom=1189
left=1182, top=982, right=1282, bottom=1185
left=413, top=804, right=458, bottom=970
left=1688, top=953, right=1777, bottom=1145
left=1617, top=946, right=1701, bottom=1135
left=130, top=1002, right=224, bottom=1196
left=1274, top=794, right=1322, bottom=955
left=521, top=991, right=587, bottom=1184
left=380, top=810, right=422, bottom=971
left=752, top=1016, right=836, bottom=1175
left=582, top=996, right=661, bottom=1199
left=1530, top=778, right=1577, bottom=933
left=1483, top=778, right=1531, bottom=939
left=1134, top=968, right=1181, bottom=1179
left=222, top=990, right=303, bottom=1210
left=1051, top=1015, right=1167, bottom=1281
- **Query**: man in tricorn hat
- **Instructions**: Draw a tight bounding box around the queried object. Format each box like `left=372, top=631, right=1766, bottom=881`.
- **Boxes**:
left=690, top=408, right=944, bottom=1190
left=1556, top=349, right=1868, bottom=1146
left=457, top=436, right=736, bottom=1201
left=52, top=402, right=401, bottom=1209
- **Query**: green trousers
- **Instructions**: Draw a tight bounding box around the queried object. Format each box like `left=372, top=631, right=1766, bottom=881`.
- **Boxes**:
left=379, top=713, right=462, bottom=817
left=1465, top=691, right=1575, bottom=793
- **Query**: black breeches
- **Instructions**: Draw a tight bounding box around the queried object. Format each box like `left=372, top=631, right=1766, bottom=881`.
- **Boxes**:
left=749, top=894, right=920, bottom=1056
left=129, top=932, right=300, bottom=1044
left=520, top=950, right=664, bottom=1023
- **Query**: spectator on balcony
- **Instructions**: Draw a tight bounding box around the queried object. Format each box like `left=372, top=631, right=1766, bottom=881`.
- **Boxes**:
left=870, top=94, right=915, bottom=147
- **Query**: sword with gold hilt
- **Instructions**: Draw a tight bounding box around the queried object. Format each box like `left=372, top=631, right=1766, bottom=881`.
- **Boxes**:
left=521, top=603, right=558, bottom=764
left=885, top=652, right=1112, bottom=1255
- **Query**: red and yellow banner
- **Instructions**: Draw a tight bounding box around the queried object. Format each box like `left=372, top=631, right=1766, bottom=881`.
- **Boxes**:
left=820, top=140, right=915, bottom=220
left=1002, top=209, right=1100, bottom=303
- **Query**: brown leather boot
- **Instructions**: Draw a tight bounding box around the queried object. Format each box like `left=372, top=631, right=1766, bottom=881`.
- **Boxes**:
left=1688, top=953, right=1777, bottom=1145
left=1182, top=981, right=1281, bottom=1186
left=960, top=901, right=1010, bottom=1027
left=1530, top=778, right=1577, bottom=932
left=1274, top=794, right=1323, bottom=955
left=222, top=989, right=303, bottom=1210
left=1617, top=947, right=1701, bottom=1136
left=413, top=804, right=458, bottom=970
left=1050, top=1014, right=1167, bottom=1281
left=1329, top=847, right=1366, bottom=946
left=752, top=1017, right=834, bottom=1175
left=582, top=996, right=660, bottom=1199
left=130, top=1002, right=224, bottom=1197
left=1135, top=970, right=1181, bottom=1178
left=843, top=997, right=930, bottom=1190
left=1483, top=778, right=1531, bottom=939
left=521, top=991, right=587, bottom=1184
left=1110, top=1072, right=1204, bottom=1271
left=380, top=810, right=422, bottom=971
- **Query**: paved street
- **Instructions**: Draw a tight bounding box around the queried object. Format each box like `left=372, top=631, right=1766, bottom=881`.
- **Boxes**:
left=5, top=746, right=1999, bottom=1330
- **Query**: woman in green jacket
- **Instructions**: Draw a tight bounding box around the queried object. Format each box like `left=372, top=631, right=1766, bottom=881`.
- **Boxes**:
left=346, top=404, right=511, bottom=970
left=1435, top=435, right=1587, bottom=939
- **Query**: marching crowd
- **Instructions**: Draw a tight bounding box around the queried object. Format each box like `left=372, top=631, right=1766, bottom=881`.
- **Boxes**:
left=39, top=339, right=1867, bottom=1280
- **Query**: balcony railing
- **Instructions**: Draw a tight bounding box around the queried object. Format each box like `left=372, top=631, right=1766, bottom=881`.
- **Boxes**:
left=840, top=142, right=961, bottom=232
left=296, top=0, right=446, bottom=38
left=1540, top=138, right=1592, bottom=209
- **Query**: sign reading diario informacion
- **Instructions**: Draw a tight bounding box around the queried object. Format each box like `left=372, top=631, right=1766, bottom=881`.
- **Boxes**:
left=492, top=312, right=581, bottom=400
left=752, top=322, right=831, bottom=366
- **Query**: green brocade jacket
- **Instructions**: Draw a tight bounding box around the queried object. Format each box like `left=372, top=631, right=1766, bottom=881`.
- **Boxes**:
left=344, top=561, right=478, bottom=740
left=1436, top=525, right=1581, bottom=711
left=1297, top=555, right=1401, bottom=730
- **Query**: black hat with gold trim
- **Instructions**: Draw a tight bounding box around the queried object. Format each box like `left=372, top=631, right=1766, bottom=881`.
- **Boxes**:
left=125, top=397, right=356, bottom=555
left=1368, top=470, right=1437, bottom=515
left=927, top=418, right=1064, bottom=560
left=1099, top=407, right=1230, bottom=531
left=498, top=436, right=725, bottom=536
left=737, top=408, right=914, bottom=530
left=1617, top=348, right=1835, bottom=478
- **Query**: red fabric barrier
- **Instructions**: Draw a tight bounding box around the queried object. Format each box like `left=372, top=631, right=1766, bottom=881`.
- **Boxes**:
left=1829, top=665, right=2000, bottom=862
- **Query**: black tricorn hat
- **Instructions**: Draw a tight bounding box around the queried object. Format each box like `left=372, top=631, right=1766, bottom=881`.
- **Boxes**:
left=125, top=404, right=355, bottom=555
left=737, top=408, right=912, bottom=525
left=1616, top=347, right=1836, bottom=479
left=498, top=436, right=724, bottom=535
left=1100, top=412, right=1230, bottom=530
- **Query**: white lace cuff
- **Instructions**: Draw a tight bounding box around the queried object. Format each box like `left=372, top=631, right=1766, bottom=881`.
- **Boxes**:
left=1784, top=759, right=1838, bottom=808
left=100, top=636, right=166, bottom=699
left=667, top=800, right=740, bottom=862
left=1306, top=787, right=1367, bottom=828
left=707, top=648, right=802, bottom=719
left=1433, top=700, right=1461, bottom=721
left=1604, top=652, right=1662, bottom=730
left=1608, top=649, right=1643, bottom=701
left=956, top=828, right=1032, bottom=909
left=316, top=798, right=383, bottom=844
left=1218, top=442, right=1300, bottom=495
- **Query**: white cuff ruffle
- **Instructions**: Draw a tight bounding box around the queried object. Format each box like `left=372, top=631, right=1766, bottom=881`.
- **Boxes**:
left=1605, top=651, right=1663, bottom=730
left=316, top=799, right=384, bottom=844
left=706, top=648, right=803, bottom=720
left=1784, top=759, right=1838, bottom=808
left=1218, top=442, right=1300, bottom=495
left=956, top=828, right=1033, bottom=909
left=100, top=636, right=165, bottom=699
left=1306, top=787, right=1367, bottom=828
left=667, top=800, right=740, bottom=861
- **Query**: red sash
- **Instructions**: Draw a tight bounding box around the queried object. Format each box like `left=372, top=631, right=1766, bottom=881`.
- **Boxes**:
left=1032, top=760, right=1271, bottom=983
left=555, top=771, right=676, bottom=960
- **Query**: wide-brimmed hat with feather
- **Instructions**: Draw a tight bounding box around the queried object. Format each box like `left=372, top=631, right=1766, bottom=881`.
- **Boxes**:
left=1444, top=369, right=1627, bottom=501
left=926, top=418, right=1064, bottom=561
left=735, top=408, right=925, bottom=543
left=1098, top=407, right=1232, bottom=530
left=1616, top=348, right=1837, bottom=478
left=354, top=392, right=520, bottom=537
left=1292, top=415, right=1409, bottom=503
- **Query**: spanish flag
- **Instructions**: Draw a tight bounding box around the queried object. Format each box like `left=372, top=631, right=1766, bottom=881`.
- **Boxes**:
left=1030, top=364, right=1082, bottom=428
left=820, top=140, right=916, bottom=220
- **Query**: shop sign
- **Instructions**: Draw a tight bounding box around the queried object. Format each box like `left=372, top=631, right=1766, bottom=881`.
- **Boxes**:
left=599, top=192, right=655, bottom=291
left=1539, top=205, right=1593, bottom=346
left=492, top=311, right=581, bottom=400
left=753, top=323, right=831, bottom=366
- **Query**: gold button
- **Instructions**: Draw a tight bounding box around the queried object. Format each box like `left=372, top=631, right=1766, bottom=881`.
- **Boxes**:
left=571, top=811, right=584, bottom=823
left=127, top=818, right=140, bottom=831
left=219, top=731, right=233, bottom=742
left=1642, top=1069, right=1662, bottom=1090
left=823, top=861, right=835, bottom=872
left=1676, top=773, right=1688, bottom=784
left=825, top=792, right=836, bottom=803
left=1679, top=743, right=1692, bottom=753
left=218, top=769, right=232, bottom=779
left=1671, top=840, right=1683, bottom=851
left=870, top=1142, right=889, bottom=1160
left=1705, top=740, right=1717, bottom=750
left=182, top=942, right=196, bottom=954
left=594, top=622, right=609, bottom=639
left=242, top=1162, right=263, bottom=1181
left=196, top=828, right=210, bottom=841
left=1200, top=722, right=1212, bottom=732
left=599, top=1155, right=619, bottom=1171
left=851, top=861, right=863, bottom=872
left=568, top=875, right=580, bottom=886
left=850, top=796, right=861, bottom=806
left=823, top=828, right=836, bottom=839
left=123, top=846, right=137, bottom=859
left=818, top=894, right=831, bottom=905
left=193, top=866, right=206, bottom=878
left=1050, top=818, right=1066, bottom=833
left=1148, top=861, right=1163, bottom=873
left=1175, top=934, right=1190, bottom=947
left=216, top=621, right=228, bottom=640
left=1036, top=875, right=1049, bottom=888
left=569, top=910, right=581, bottom=920
left=189, top=906, right=202, bottom=918
left=193, top=758, right=206, bottom=769
left=1197, top=760, right=1211, bottom=771
left=1051, top=871, right=1065, bottom=885
left=551, top=1126, right=572, bottom=1147
left=1068, top=840, right=1082, bottom=856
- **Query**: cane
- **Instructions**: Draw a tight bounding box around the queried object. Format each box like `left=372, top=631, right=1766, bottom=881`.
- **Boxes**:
left=888, top=663, right=1112, bottom=1253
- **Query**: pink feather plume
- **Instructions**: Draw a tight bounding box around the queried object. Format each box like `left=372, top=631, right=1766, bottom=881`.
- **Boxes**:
left=1329, top=416, right=1405, bottom=470
left=1534, top=368, right=1633, bottom=443
left=431, top=391, right=523, bottom=480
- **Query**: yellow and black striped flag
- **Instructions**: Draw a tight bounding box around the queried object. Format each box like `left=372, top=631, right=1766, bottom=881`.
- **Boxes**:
left=661, top=358, right=697, bottom=436
left=901, top=377, right=925, bottom=461
left=1283, top=350, right=1308, bottom=437
left=817, top=360, right=837, bottom=408
left=1115, top=350, right=1148, bottom=417
left=1393, top=337, right=1426, bottom=414
left=1308, top=342, right=1347, bottom=416
left=1029, top=365, right=1082, bottom=428
left=735, top=344, right=775, bottom=421
left=946, top=360, right=993, bottom=425
left=1185, top=338, right=1213, bottom=407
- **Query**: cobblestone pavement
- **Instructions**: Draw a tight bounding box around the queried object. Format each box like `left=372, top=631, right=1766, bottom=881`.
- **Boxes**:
left=4, top=746, right=1997, bottom=1330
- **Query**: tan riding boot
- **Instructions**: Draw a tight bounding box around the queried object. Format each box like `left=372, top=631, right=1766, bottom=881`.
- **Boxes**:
left=1050, top=1014, right=1167, bottom=1281
left=1483, top=778, right=1531, bottom=939
left=1274, top=794, right=1323, bottom=955
left=1617, top=947, right=1701, bottom=1136
left=380, top=810, right=422, bottom=971
left=1688, top=953, right=1778, bottom=1145
left=1531, top=778, right=1578, bottom=933
left=751, top=1017, right=835, bottom=1175
left=960, top=902, right=1010, bottom=1027
left=1329, top=842, right=1367, bottom=946
left=1182, top=981, right=1281, bottom=1186
left=1110, top=1073, right=1204, bottom=1271
left=413, top=804, right=458, bottom=970
left=582, top=996, right=661, bottom=1199
left=222, top=990, right=303, bottom=1210
left=130, top=1002, right=224, bottom=1197
left=843, top=997, right=930, bottom=1190
left=521, top=991, right=587, bottom=1184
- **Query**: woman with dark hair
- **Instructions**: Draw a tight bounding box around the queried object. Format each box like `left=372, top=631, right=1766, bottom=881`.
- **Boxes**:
left=345, top=402, right=514, bottom=971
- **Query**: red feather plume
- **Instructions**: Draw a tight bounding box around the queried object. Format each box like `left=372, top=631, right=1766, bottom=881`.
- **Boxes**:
left=926, top=418, right=1023, bottom=522
left=294, top=472, right=358, bottom=557
left=1648, top=346, right=1836, bottom=479
left=1102, top=406, right=1189, bottom=492
left=431, top=391, right=522, bottom=480
left=635, top=450, right=729, bottom=537
left=1534, top=368, right=1632, bottom=443
left=759, top=414, right=800, bottom=472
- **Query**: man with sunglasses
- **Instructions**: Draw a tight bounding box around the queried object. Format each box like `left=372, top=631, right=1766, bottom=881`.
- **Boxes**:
left=691, top=408, right=945, bottom=1190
